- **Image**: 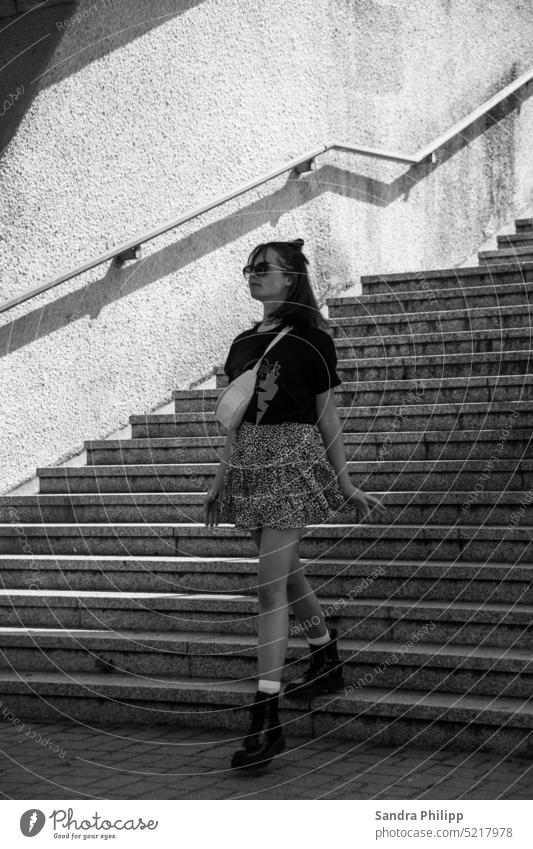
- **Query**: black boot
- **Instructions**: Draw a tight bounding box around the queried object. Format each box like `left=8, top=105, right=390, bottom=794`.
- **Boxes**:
left=282, top=626, right=345, bottom=699
left=231, top=689, right=285, bottom=772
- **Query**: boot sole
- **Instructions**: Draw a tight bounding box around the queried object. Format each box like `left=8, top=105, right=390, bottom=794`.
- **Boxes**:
left=230, top=734, right=286, bottom=772
left=282, top=674, right=345, bottom=700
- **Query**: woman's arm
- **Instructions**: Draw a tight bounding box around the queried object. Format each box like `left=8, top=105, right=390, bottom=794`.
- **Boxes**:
left=316, top=389, right=389, bottom=520
left=210, top=426, right=238, bottom=492
left=315, top=391, right=351, bottom=487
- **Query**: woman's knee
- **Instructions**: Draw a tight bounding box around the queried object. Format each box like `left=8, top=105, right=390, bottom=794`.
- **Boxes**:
left=257, top=584, right=286, bottom=610
left=256, top=527, right=300, bottom=607
left=286, top=566, right=307, bottom=597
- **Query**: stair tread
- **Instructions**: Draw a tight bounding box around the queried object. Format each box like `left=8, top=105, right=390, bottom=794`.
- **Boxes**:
left=1, top=668, right=533, bottom=719
left=1, top=553, right=532, bottom=576
left=0, top=626, right=532, bottom=662
left=333, top=326, right=533, bottom=345
left=0, top=589, right=532, bottom=614
left=203, top=349, right=533, bottom=378
left=35, top=458, right=532, bottom=474
left=78, top=428, right=533, bottom=449
left=131, top=399, right=533, bottom=420
left=336, top=350, right=533, bottom=366
left=498, top=236, right=533, bottom=246
left=1, top=523, right=531, bottom=539
left=356, top=260, right=533, bottom=285
left=179, top=373, right=533, bottom=393
left=480, top=246, right=533, bottom=257
left=333, top=303, right=533, bottom=324
left=329, top=281, right=533, bottom=306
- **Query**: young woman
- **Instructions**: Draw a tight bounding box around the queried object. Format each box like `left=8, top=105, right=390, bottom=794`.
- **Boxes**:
left=204, top=239, right=388, bottom=772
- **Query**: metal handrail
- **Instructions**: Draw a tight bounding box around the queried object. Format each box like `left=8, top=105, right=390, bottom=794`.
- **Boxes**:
left=2, top=64, right=532, bottom=316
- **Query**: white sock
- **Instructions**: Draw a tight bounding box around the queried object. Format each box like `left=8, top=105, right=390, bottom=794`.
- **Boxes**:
left=308, top=629, right=330, bottom=646
left=258, top=679, right=281, bottom=694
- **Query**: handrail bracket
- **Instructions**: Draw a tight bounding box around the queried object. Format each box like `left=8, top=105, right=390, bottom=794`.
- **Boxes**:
left=294, top=158, right=316, bottom=174
left=117, top=245, right=142, bottom=266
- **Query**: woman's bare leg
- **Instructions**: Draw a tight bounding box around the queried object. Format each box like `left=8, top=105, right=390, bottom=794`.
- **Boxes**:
left=286, top=548, right=329, bottom=638
left=250, top=528, right=328, bottom=647
left=255, top=526, right=301, bottom=684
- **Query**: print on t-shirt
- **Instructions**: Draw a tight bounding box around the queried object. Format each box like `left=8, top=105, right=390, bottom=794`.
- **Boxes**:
left=255, top=356, right=281, bottom=424
left=230, top=354, right=282, bottom=424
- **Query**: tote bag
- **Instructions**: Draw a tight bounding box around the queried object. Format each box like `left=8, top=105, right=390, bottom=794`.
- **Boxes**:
left=214, top=325, right=293, bottom=431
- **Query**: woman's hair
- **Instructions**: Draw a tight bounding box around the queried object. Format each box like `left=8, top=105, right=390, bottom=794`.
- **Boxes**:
left=246, top=239, right=333, bottom=334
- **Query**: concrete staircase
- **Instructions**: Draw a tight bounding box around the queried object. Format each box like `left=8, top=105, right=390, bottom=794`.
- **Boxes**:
left=1, top=218, right=532, bottom=754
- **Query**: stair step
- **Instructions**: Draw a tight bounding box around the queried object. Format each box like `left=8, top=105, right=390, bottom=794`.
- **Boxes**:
left=6, top=485, right=532, bottom=524
left=212, top=349, right=533, bottom=389
left=0, top=554, right=531, bottom=599
left=2, top=489, right=531, bottom=526
left=80, top=427, right=532, bottom=468
left=129, top=401, right=533, bottom=438
left=479, top=246, right=533, bottom=264
left=0, top=668, right=532, bottom=753
left=497, top=233, right=533, bottom=248
left=515, top=217, right=533, bottom=232
left=0, top=525, right=531, bottom=572
left=1, top=592, right=533, bottom=647
left=327, top=281, right=533, bottom=318
left=211, top=349, right=533, bottom=390
left=34, top=457, right=529, bottom=495
left=330, top=326, right=533, bottom=360
left=173, top=374, right=533, bottom=413
left=354, top=261, right=533, bottom=296
left=330, top=303, right=533, bottom=338
left=0, top=628, right=531, bottom=699
left=0, top=516, right=531, bottom=561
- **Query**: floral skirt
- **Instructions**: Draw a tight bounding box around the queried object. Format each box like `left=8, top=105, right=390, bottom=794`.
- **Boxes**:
left=217, top=420, right=351, bottom=530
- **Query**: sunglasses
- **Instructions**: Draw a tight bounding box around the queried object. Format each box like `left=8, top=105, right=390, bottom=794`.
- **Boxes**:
left=242, top=262, right=291, bottom=280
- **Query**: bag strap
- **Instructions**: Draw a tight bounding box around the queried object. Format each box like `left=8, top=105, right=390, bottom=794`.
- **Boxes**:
left=251, top=325, right=293, bottom=373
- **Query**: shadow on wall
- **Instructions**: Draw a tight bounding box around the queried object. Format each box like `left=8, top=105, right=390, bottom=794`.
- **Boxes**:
left=0, top=0, right=205, bottom=156
left=1, top=69, right=532, bottom=360
left=1, top=1, right=73, bottom=154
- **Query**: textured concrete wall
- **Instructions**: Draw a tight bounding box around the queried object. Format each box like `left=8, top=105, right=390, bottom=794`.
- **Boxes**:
left=1, top=0, right=533, bottom=493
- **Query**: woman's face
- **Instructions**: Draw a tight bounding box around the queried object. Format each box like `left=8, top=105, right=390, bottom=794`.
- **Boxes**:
left=246, top=246, right=292, bottom=308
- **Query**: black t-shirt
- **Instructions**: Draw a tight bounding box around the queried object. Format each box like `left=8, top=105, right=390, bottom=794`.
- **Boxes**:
left=223, top=323, right=342, bottom=425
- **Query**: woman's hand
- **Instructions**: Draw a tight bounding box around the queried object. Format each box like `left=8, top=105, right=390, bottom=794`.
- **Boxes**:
left=340, top=483, right=389, bottom=521
left=204, top=485, right=224, bottom=528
